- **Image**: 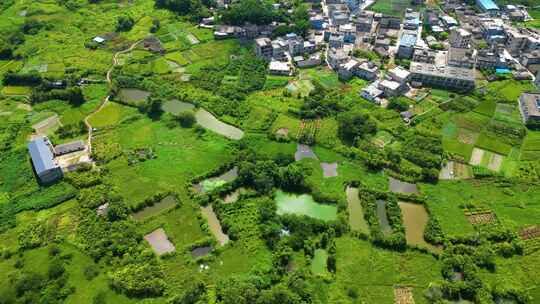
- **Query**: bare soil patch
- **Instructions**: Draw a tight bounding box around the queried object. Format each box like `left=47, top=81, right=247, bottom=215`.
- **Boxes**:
left=469, top=148, right=484, bottom=166
left=487, top=153, right=503, bottom=172
left=320, top=162, right=338, bottom=177
left=458, top=128, right=478, bottom=145
left=467, top=212, right=496, bottom=225
left=519, top=225, right=540, bottom=240
left=394, top=286, right=415, bottom=304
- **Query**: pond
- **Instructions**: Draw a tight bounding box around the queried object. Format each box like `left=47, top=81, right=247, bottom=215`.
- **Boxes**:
left=191, top=246, right=212, bottom=258
left=195, top=109, right=244, bottom=140
left=376, top=200, right=392, bottom=236
left=162, top=99, right=195, bottom=114
left=388, top=177, right=419, bottom=194
left=144, top=228, right=175, bottom=256
left=275, top=190, right=337, bottom=221
left=295, top=144, right=318, bottom=161
left=161, top=100, right=244, bottom=140
left=200, top=205, right=229, bottom=246
left=193, top=167, right=238, bottom=193
left=310, top=249, right=328, bottom=275
left=132, top=195, right=177, bottom=221
left=345, top=187, right=369, bottom=233
left=398, top=202, right=441, bottom=252
left=118, top=88, right=151, bottom=105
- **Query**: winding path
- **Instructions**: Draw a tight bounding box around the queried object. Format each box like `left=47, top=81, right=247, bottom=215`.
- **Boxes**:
left=84, top=40, right=142, bottom=155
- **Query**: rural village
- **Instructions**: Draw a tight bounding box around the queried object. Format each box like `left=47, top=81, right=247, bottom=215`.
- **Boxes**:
left=1, top=0, right=540, bottom=303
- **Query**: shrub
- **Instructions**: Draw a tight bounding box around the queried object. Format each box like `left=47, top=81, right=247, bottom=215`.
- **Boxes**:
left=176, top=111, right=196, bottom=128
left=116, top=16, right=134, bottom=32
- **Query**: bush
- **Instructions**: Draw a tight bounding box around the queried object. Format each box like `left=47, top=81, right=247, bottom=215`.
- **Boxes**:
left=109, top=263, right=165, bottom=297
left=116, top=16, right=135, bottom=32
left=176, top=111, right=196, bottom=128
left=83, top=266, right=99, bottom=281
left=48, top=259, right=65, bottom=280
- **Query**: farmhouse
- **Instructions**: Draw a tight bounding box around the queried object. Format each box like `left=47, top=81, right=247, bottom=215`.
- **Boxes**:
left=269, top=61, right=292, bottom=76
left=28, top=136, right=63, bottom=184
left=518, top=92, right=540, bottom=124
left=54, top=140, right=85, bottom=156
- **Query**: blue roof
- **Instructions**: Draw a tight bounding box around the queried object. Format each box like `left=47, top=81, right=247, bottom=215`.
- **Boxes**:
left=496, top=68, right=511, bottom=74
left=400, top=33, right=417, bottom=47
left=477, top=0, right=499, bottom=11
left=28, top=137, right=57, bottom=175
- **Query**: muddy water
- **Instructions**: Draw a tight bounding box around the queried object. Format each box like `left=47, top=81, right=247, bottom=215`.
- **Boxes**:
left=118, top=88, right=151, bottom=104
left=345, top=187, right=369, bottom=233
left=398, top=202, right=439, bottom=251
left=388, top=177, right=419, bottom=194
left=376, top=200, right=392, bottom=236
left=200, top=205, right=229, bottom=246
left=191, top=246, right=212, bottom=258
left=162, top=99, right=195, bottom=114
left=133, top=195, right=177, bottom=221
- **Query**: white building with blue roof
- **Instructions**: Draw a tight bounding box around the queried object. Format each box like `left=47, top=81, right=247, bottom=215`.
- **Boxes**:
left=28, top=136, right=63, bottom=184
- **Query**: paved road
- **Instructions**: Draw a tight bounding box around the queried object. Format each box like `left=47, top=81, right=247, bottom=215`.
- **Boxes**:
left=83, top=40, right=142, bottom=155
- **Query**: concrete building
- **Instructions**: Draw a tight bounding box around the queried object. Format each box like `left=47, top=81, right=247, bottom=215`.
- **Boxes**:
left=356, top=61, right=379, bottom=81
left=54, top=140, right=85, bottom=156
left=255, top=38, right=273, bottom=61
left=285, top=33, right=304, bottom=56
left=477, top=48, right=508, bottom=69
left=378, top=80, right=402, bottom=97
left=404, top=10, right=421, bottom=30
left=354, top=11, right=374, bottom=32
left=310, top=15, right=325, bottom=30
left=506, top=28, right=529, bottom=55
left=360, top=82, right=384, bottom=104
left=476, top=0, right=499, bottom=14
left=388, top=66, right=411, bottom=85
left=328, top=48, right=349, bottom=70
left=441, top=15, right=458, bottom=29
left=518, top=92, right=540, bottom=124
left=397, top=32, right=417, bottom=59
left=535, top=71, right=540, bottom=89
left=28, top=136, right=63, bottom=184
left=269, top=61, right=292, bottom=75
left=450, top=28, right=472, bottom=48
left=480, top=19, right=506, bottom=44
left=413, top=48, right=437, bottom=63
left=379, top=16, right=401, bottom=30
left=409, top=61, right=475, bottom=91
left=338, top=59, right=360, bottom=81
left=447, top=47, right=476, bottom=69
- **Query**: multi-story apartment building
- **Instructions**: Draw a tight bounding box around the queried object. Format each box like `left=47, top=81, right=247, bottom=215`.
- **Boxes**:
left=449, top=28, right=472, bottom=48
left=409, top=61, right=475, bottom=91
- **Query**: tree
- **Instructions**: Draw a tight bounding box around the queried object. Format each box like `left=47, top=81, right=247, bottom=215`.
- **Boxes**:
left=116, top=16, right=135, bottom=32
left=220, top=0, right=276, bottom=25
left=387, top=98, right=409, bottom=112
left=150, top=19, right=160, bottom=33
left=176, top=111, right=196, bottom=128
left=48, top=259, right=65, bottom=280
left=337, top=110, right=377, bottom=143
left=107, top=200, right=129, bottom=221
left=279, top=163, right=307, bottom=191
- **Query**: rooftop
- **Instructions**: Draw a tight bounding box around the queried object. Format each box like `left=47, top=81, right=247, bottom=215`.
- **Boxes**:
left=28, top=136, right=59, bottom=175
left=410, top=61, right=475, bottom=81
left=400, top=33, right=417, bottom=47
left=477, top=0, right=499, bottom=11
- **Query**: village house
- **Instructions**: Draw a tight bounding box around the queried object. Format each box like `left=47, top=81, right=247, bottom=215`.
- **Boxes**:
left=450, top=28, right=472, bottom=48
left=356, top=61, right=379, bottom=81
left=268, top=61, right=292, bottom=76
left=518, top=92, right=540, bottom=124
left=397, top=32, right=417, bottom=59
left=378, top=80, right=403, bottom=97
left=360, top=82, right=384, bottom=104
left=447, top=47, right=476, bottom=69
left=328, top=48, right=349, bottom=70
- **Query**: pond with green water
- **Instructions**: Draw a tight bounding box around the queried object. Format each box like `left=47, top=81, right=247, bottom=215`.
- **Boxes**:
left=275, top=190, right=337, bottom=221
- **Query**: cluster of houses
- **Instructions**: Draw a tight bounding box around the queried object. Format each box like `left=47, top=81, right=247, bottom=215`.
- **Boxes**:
left=249, top=0, right=540, bottom=111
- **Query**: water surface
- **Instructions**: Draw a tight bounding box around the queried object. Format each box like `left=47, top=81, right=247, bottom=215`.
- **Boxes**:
left=275, top=190, right=337, bottom=221
left=200, top=205, right=229, bottom=246
left=119, top=88, right=151, bottom=105
left=193, top=167, right=238, bottom=193
left=376, top=200, right=392, bottom=236
left=399, top=201, right=439, bottom=252
left=345, top=187, right=369, bottom=233
left=133, top=195, right=177, bottom=220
